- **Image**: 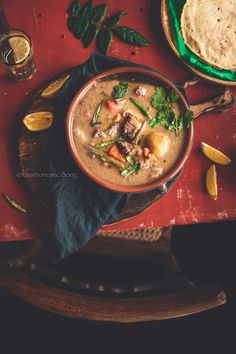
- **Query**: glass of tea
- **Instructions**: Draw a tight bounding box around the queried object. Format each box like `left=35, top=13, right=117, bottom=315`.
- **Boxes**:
left=0, top=29, right=36, bottom=81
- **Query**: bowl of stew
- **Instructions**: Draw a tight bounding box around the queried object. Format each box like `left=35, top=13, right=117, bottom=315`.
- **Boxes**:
left=66, top=67, right=193, bottom=193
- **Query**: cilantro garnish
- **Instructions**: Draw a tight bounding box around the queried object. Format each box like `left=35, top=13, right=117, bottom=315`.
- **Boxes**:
left=112, top=81, right=129, bottom=99
left=150, top=86, right=193, bottom=134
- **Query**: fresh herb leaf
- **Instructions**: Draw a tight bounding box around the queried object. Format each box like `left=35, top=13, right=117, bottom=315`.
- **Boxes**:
left=91, top=4, right=107, bottom=23
left=96, top=27, right=112, bottom=54
left=151, top=86, right=169, bottom=111
left=129, top=98, right=152, bottom=120
left=168, top=89, right=179, bottom=103
left=82, top=23, right=98, bottom=47
left=121, top=162, right=140, bottom=178
left=91, top=100, right=103, bottom=126
left=112, top=81, right=129, bottom=99
left=68, top=0, right=81, bottom=16
left=150, top=86, right=192, bottom=133
left=75, top=0, right=93, bottom=39
left=95, top=136, right=121, bottom=148
left=168, top=111, right=183, bottom=135
left=104, top=11, right=128, bottom=28
left=113, top=26, right=150, bottom=46
left=67, top=0, right=81, bottom=32
left=2, top=194, right=27, bottom=213
left=67, top=1, right=150, bottom=53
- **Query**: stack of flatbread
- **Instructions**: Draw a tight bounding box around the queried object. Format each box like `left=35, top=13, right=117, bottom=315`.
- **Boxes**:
left=181, top=0, right=236, bottom=70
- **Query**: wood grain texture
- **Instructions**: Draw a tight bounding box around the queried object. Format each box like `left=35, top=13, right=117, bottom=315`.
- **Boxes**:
left=0, top=263, right=226, bottom=322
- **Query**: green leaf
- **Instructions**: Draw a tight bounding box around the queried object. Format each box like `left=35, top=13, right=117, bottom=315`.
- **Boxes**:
left=75, top=0, right=93, bottom=39
left=104, top=11, right=128, bottom=28
left=168, top=89, right=179, bottom=103
left=112, top=81, right=129, bottom=99
left=67, top=1, right=81, bottom=33
left=91, top=4, right=107, bottom=23
left=168, top=111, right=183, bottom=135
left=67, top=0, right=81, bottom=16
left=82, top=23, right=98, bottom=48
left=129, top=98, right=152, bottom=120
left=96, top=28, right=112, bottom=54
left=2, top=194, right=27, bottom=213
left=121, top=163, right=140, bottom=178
left=91, top=100, right=103, bottom=126
left=113, top=26, right=150, bottom=46
left=151, top=86, right=169, bottom=111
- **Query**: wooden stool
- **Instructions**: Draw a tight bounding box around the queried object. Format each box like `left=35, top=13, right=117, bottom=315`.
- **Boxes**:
left=0, top=227, right=226, bottom=322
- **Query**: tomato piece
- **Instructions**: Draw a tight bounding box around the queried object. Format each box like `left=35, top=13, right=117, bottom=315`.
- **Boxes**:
left=106, top=99, right=122, bottom=111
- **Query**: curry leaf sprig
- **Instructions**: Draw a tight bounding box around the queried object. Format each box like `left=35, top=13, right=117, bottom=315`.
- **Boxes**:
left=67, top=0, right=151, bottom=55
left=112, top=81, right=129, bottom=99
left=150, top=86, right=194, bottom=133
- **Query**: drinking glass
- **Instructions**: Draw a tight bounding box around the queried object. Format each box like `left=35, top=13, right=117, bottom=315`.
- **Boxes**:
left=0, top=29, right=36, bottom=81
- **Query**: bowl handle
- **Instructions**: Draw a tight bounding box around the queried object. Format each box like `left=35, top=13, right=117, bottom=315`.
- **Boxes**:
left=190, top=88, right=235, bottom=119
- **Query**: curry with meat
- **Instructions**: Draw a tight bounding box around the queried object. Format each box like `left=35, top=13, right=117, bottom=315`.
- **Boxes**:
left=72, top=78, right=192, bottom=187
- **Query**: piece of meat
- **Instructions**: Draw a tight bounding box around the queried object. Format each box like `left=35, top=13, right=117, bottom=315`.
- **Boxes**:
left=104, top=123, right=120, bottom=137
left=94, top=123, right=119, bottom=139
left=117, top=141, right=134, bottom=155
left=123, top=115, right=142, bottom=141
left=135, top=86, right=147, bottom=97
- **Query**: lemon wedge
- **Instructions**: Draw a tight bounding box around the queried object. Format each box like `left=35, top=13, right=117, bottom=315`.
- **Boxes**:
left=41, top=75, right=70, bottom=98
left=206, top=164, right=217, bottom=200
left=8, top=36, right=31, bottom=64
left=201, top=142, right=232, bottom=165
left=23, top=112, right=53, bottom=132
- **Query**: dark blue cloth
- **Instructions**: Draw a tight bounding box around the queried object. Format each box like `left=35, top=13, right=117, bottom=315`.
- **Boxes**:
left=41, top=53, right=186, bottom=263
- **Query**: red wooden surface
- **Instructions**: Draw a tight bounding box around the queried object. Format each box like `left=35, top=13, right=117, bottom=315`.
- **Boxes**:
left=0, top=0, right=235, bottom=242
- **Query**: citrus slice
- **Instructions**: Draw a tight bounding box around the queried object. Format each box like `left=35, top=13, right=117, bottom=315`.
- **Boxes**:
left=206, top=164, right=217, bottom=200
left=23, top=112, right=53, bottom=132
left=201, top=142, right=232, bottom=165
left=8, top=36, right=30, bottom=64
left=41, top=75, right=70, bottom=98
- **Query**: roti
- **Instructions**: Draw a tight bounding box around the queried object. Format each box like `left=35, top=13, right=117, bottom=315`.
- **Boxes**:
left=181, top=0, right=236, bottom=70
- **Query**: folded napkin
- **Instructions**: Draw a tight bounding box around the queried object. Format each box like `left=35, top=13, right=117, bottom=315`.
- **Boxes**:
left=40, top=53, right=184, bottom=263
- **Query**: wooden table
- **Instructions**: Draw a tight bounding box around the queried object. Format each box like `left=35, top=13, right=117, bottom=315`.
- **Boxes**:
left=0, top=0, right=236, bottom=242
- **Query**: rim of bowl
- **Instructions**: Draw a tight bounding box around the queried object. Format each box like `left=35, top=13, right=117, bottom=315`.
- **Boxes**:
left=66, top=66, right=193, bottom=193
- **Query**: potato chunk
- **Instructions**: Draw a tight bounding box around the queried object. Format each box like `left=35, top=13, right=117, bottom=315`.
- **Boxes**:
left=145, top=132, right=170, bottom=158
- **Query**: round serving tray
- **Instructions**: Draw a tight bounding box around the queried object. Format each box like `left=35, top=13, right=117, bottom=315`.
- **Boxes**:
left=161, top=0, right=236, bottom=87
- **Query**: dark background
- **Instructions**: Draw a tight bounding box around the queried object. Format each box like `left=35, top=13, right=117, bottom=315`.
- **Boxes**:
left=1, top=221, right=236, bottom=352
